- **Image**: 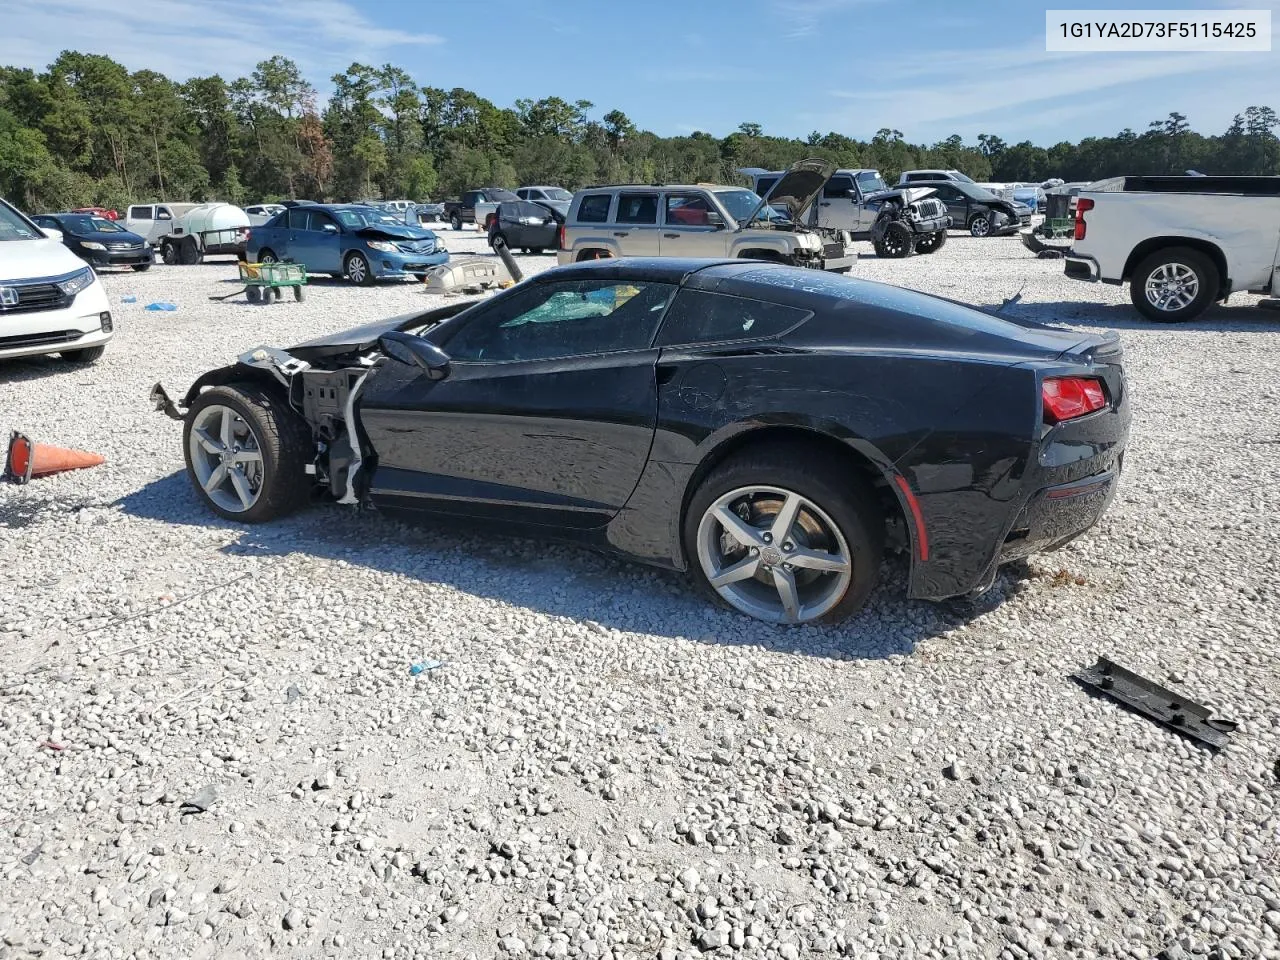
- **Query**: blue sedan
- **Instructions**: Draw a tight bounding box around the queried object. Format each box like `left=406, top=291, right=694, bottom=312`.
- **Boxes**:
left=247, top=203, right=448, bottom=285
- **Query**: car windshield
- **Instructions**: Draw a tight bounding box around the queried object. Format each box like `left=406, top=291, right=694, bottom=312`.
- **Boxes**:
left=542, top=188, right=572, bottom=201
left=334, top=207, right=405, bottom=228
left=0, top=204, right=41, bottom=241
left=856, top=172, right=889, bottom=193
left=65, top=215, right=123, bottom=233
left=715, top=189, right=785, bottom=224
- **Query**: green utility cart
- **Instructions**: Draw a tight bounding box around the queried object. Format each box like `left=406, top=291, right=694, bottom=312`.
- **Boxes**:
left=239, top=260, right=307, bottom=303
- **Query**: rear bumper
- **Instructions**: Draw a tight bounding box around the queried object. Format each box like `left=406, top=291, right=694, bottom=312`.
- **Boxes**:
left=997, top=465, right=1120, bottom=562
left=1065, top=254, right=1100, bottom=282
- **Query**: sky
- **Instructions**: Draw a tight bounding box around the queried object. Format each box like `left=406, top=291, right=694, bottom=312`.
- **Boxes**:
left=2, top=0, right=1278, bottom=145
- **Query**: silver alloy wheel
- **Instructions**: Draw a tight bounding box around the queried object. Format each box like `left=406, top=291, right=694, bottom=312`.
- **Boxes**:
left=970, top=216, right=991, bottom=237
left=346, top=254, right=368, bottom=283
left=696, top=485, right=853, bottom=624
left=259, top=252, right=277, bottom=264
left=1144, top=262, right=1199, bottom=312
left=187, top=404, right=265, bottom=514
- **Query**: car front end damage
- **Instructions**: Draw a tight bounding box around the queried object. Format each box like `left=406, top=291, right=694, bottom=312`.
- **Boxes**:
left=151, top=302, right=474, bottom=504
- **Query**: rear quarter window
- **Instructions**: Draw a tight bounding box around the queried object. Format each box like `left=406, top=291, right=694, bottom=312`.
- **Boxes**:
left=656, top=289, right=811, bottom=346
left=576, top=194, right=612, bottom=223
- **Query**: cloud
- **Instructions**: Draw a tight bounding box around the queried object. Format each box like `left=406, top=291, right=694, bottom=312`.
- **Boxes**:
left=768, top=0, right=887, bottom=39
left=0, top=0, right=443, bottom=88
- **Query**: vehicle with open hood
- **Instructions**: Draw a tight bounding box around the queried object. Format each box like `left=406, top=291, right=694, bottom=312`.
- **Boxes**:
left=150, top=257, right=1129, bottom=625
left=744, top=165, right=951, bottom=258
left=247, top=203, right=449, bottom=285
left=557, top=159, right=855, bottom=271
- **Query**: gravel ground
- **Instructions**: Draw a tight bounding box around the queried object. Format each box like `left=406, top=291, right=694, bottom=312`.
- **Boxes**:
left=2, top=230, right=1279, bottom=960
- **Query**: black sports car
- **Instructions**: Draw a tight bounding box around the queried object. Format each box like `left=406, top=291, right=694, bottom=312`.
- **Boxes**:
left=152, top=258, right=1129, bottom=625
left=30, top=212, right=154, bottom=270
left=487, top=200, right=563, bottom=254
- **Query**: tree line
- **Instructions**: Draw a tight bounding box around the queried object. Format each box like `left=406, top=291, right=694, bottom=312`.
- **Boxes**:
left=1, top=51, right=1277, bottom=212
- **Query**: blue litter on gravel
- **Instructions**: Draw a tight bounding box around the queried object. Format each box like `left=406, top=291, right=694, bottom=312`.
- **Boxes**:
left=121, top=295, right=137, bottom=303
left=144, top=302, right=177, bottom=311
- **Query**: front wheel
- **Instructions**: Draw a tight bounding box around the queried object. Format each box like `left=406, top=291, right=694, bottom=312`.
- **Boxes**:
left=161, top=241, right=178, bottom=265
left=344, top=252, right=374, bottom=286
left=914, top=230, right=947, bottom=254
left=872, top=220, right=915, bottom=258
left=968, top=215, right=992, bottom=238
left=683, top=447, right=883, bottom=624
left=182, top=384, right=313, bottom=522
left=1129, top=247, right=1218, bottom=323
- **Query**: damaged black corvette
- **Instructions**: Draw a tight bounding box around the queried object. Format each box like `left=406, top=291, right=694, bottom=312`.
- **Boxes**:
left=153, top=258, right=1129, bottom=625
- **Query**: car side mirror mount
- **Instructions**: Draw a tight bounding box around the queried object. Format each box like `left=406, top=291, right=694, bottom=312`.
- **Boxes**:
left=40, top=227, right=63, bottom=241
left=378, top=331, right=451, bottom=380
left=706, top=211, right=724, bottom=229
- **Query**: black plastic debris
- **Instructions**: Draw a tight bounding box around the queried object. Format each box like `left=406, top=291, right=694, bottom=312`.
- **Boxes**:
left=1074, top=656, right=1237, bottom=749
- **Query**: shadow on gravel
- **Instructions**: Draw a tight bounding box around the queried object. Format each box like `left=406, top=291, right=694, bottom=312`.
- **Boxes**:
left=116, top=471, right=1003, bottom=661
left=986, top=300, right=1280, bottom=332
left=0, top=355, right=103, bottom=384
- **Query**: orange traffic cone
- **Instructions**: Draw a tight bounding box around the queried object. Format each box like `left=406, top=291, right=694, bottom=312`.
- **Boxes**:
left=4, top=431, right=105, bottom=485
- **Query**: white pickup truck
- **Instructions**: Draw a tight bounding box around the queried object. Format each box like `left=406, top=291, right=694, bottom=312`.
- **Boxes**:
left=1065, top=175, right=1280, bottom=322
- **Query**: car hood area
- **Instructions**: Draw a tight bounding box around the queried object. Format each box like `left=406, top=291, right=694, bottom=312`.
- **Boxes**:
left=749, top=157, right=837, bottom=224
left=0, top=237, right=90, bottom=281
left=285, top=301, right=475, bottom=363
left=352, top=222, right=439, bottom=242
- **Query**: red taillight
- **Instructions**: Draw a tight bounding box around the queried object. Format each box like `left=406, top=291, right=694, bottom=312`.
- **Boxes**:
left=1042, top=376, right=1106, bottom=424
left=1074, top=197, right=1094, bottom=241
left=244, top=228, right=252, bottom=242
left=558, top=224, right=566, bottom=250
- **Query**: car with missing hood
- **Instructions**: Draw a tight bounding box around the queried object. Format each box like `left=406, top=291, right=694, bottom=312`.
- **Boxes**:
left=247, top=203, right=448, bottom=285
left=908, top=180, right=1034, bottom=237
left=30, top=212, right=154, bottom=271
left=0, top=197, right=113, bottom=364
left=488, top=199, right=563, bottom=254
left=151, top=257, right=1129, bottom=625
left=557, top=159, right=855, bottom=271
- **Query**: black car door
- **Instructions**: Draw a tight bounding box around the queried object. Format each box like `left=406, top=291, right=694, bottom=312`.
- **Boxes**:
left=933, top=184, right=968, bottom=224
left=359, top=276, right=678, bottom=529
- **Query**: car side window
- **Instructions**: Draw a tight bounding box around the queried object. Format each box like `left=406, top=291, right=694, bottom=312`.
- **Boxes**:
left=615, top=194, right=658, bottom=225
left=756, top=177, right=779, bottom=198
left=934, top=186, right=961, bottom=202
left=32, top=216, right=55, bottom=229
left=443, top=279, right=676, bottom=363
left=655, top=289, right=810, bottom=347
left=287, top=209, right=309, bottom=229
left=308, top=210, right=337, bottom=232
left=664, top=194, right=713, bottom=226
left=132, top=206, right=153, bottom=220
left=823, top=176, right=854, bottom=199
left=577, top=195, right=612, bottom=223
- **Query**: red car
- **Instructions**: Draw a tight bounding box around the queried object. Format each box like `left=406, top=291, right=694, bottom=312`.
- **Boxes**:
left=71, top=206, right=119, bottom=220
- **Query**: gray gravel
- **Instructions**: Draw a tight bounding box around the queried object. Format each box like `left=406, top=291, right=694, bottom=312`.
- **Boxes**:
left=2, top=230, right=1279, bottom=959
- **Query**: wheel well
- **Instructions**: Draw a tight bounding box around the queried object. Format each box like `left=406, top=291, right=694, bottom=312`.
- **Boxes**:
left=678, top=426, right=909, bottom=559
left=737, top=250, right=788, bottom=262
left=576, top=248, right=612, bottom=262
left=1122, top=237, right=1228, bottom=295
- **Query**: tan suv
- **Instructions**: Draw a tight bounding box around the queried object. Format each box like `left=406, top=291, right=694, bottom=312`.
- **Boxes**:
left=556, top=160, right=855, bottom=272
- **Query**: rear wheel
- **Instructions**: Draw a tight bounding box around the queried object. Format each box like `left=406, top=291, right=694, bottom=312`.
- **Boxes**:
left=293, top=285, right=305, bottom=302
left=179, top=237, right=202, bottom=265
left=61, top=345, right=106, bottom=364
left=450, top=213, right=462, bottom=231
left=344, top=252, right=374, bottom=286
left=683, top=447, right=883, bottom=624
left=182, top=384, right=312, bottom=522
left=1129, top=247, right=1218, bottom=323
left=257, top=249, right=278, bottom=264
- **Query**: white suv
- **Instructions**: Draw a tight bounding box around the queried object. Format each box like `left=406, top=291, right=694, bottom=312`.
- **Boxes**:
left=0, top=198, right=113, bottom=364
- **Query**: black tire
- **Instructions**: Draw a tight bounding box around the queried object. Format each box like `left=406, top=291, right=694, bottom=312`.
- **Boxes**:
left=246, top=286, right=262, bottom=303
left=132, top=262, right=152, bottom=272
left=1129, top=247, right=1219, bottom=323
left=273, top=286, right=284, bottom=301
left=915, top=230, right=947, bottom=254
left=528, top=247, right=544, bottom=255
left=489, top=232, right=506, bottom=250
left=178, top=237, right=201, bottom=265
left=257, top=249, right=278, bottom=264
left=450, top=213, right=462, bottom=231
left=344, top=252, right=374, bottom=286
left=968, top=215, right=992, bottom=238
left=161, top=241, right=177, bottom=265
left=182, top=383, right=313, bottom=523
left=682, top=444, right=884, bottom=625
left=872, top=221, right=915, bottom=258
left=293, top=285, right=305, bottom=302
left=61, top=345, right=106, bottom=364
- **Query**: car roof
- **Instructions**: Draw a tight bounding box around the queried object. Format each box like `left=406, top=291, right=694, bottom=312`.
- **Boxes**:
left=577, top=184, right=743, bottom=193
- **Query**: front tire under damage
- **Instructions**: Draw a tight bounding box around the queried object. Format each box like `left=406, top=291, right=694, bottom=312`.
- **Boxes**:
left=182, top=383, right=313, bottom=522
